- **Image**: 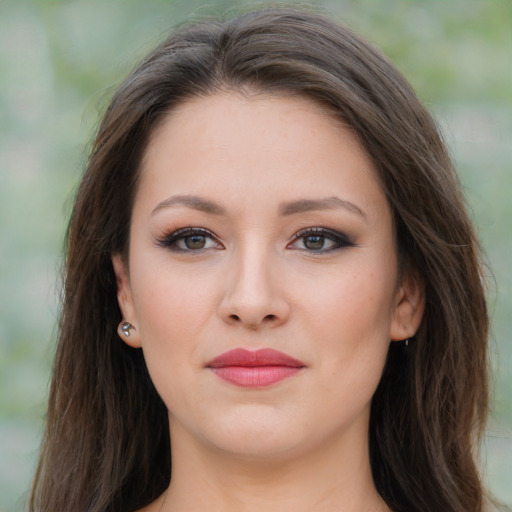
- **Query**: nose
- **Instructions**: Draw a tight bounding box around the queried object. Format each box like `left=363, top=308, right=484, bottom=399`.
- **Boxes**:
left=218, top=246, right=291, bottom=329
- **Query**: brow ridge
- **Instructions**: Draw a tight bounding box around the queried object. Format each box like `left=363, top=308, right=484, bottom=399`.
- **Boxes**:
left=279, top=197, right=367, bottom=220
left=151, top=195, right=227, bottom=216
left=151, top=194, right=366, bottom=220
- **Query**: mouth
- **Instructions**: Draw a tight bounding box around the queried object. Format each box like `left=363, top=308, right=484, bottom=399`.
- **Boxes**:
left=205, top=348, right=306, bottom=388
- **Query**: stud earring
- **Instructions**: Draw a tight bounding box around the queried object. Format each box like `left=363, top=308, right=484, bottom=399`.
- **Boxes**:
left=120, top=321, right=134, bottom=337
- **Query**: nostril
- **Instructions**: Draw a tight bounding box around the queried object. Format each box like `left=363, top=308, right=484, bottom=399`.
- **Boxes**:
left=228, top=313, right=277, bottom=324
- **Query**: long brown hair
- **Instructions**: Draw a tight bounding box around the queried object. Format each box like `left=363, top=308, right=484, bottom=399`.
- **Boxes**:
left=30, top=6, right=489, bottom=512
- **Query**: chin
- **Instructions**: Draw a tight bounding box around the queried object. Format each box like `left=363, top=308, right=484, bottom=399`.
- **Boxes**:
left=210, top=432, right=305, bottom=462
left=194, top=409, right=309, bottom=460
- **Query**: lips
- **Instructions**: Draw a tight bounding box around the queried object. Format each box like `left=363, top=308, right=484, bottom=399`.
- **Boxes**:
left=206, top=348, right=305, bottom=387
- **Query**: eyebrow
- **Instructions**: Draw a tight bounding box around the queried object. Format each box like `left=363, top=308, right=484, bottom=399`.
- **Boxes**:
left=151, top=195, right=227, bottom=216
left=151, top=194, right=367, bottom=221
left=279, top=197, right=367, bottom=221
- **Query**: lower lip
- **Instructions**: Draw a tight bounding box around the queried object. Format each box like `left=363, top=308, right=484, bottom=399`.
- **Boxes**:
left=210, top=366, right=302, bottom=387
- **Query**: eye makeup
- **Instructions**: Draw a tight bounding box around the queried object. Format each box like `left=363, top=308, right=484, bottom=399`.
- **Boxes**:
left=155, top=224, right=355, bottom=255
left=288, top=227, right=356, bottom=253
left=155, top=227, right=223, bottom=253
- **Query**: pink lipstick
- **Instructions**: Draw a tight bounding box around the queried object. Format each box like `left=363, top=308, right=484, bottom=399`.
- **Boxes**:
left=206, top=348, right=305, bottom=388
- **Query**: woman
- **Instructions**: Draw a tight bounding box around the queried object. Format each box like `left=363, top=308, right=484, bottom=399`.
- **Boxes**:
left=30, top=6, right=490, bottom=512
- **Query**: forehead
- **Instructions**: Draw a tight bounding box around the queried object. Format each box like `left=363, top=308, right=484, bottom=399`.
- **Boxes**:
left=146, top=91, right=350, bottom=151
left=136, top=91, right=387, bottom=220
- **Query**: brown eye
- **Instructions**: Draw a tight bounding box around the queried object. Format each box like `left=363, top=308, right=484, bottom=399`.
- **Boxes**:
left=303, top=235, right=325, bottom=251
left=156, top=228, right=222, bottom=252
left=288, top=228, right=355, bottom=253
left=184, top=235, right=207, bottom=250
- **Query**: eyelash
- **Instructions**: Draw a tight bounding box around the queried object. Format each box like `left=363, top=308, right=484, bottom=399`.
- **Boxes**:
left=288, top=227, right=355, bottom=253
left=156, top=227, right=355, bottom=254
left=156, top=227, right=222, bottom=252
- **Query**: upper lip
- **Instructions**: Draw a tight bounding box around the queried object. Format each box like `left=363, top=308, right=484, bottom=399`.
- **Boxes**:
left=206, top=348, right=305, bottom=368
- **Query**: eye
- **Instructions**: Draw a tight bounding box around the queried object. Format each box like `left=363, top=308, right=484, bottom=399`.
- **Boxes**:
left=156, top=228, right=223, bottom=252
left=288, top=228, right=354, bottom=253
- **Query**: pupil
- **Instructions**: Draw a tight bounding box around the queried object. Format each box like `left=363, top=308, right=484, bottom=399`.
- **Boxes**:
left=304, top=235, right=324, bottom=250
left=186, top=235, right=206, bottom=249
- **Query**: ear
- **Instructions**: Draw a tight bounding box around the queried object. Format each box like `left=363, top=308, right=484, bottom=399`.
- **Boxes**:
left=111, top=254, right=142, bottom=348
left=390, top=271, right=425, bottom=342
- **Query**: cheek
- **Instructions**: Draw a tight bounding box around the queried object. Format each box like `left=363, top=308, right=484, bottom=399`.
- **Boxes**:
left=132, top=259, right=216, bottom=336
left=306, top=260, right=396, bottom=382
left=308, top=264, right=395, bottom=337
left=129, top=265, right=220, bottom=408
left=310, top=272, right=394, bottom=413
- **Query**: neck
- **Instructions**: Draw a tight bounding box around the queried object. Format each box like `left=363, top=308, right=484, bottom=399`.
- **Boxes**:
left=160, top=417, right=389, bottom=512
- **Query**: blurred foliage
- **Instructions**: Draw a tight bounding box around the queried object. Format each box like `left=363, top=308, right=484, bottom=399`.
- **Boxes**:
left=0, top=0, right=510, bottom=510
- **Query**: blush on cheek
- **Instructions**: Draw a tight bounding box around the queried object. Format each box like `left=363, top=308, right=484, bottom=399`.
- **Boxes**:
left=136, top=277, right=215, bottom=352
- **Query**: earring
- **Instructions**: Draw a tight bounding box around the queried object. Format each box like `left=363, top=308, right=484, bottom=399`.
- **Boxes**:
left=120, top=321, right=134, bottom=337
left=402, top=338, right=414, bottom=353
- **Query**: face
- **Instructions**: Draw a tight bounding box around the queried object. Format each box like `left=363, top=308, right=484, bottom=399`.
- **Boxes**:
left=113, top=92, right=424, bottom=461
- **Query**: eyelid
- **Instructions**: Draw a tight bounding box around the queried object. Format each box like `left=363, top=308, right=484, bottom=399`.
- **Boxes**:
left=156, top=227, right=223, bottom=251
left=155, top=226, right=353, bottom=253
left=288, top=227, right=355, bottom=252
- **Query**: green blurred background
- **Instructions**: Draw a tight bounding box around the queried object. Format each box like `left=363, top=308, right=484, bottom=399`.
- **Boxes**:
left=0, top=0, right=510, bottom=510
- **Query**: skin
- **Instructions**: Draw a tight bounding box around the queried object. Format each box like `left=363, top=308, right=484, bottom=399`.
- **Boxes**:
left=112, top=92, right=424, bottom=512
